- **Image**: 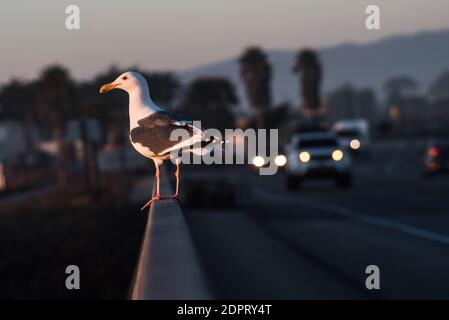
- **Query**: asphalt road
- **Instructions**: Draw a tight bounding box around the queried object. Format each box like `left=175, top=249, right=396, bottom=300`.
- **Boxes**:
left=185, top=139, right=449, bottom=299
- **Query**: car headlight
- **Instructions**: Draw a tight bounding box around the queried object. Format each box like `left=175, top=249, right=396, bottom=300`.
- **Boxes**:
left=332, top=149, right=344, bottom=161
left=299, top=151, right=311, bottom=163
left=252, top=156, right=265, bottom=167
left=350, top=139, right=361, bottom=150
left=274, top=155, right=287, bottom=166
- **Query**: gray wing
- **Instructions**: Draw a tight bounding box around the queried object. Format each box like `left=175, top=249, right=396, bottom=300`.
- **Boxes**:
left=130, top=111, right=194, bottom=155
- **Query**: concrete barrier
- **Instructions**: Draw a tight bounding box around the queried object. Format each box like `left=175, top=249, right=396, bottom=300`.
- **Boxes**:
left=131, top=170, right=212, bottom=300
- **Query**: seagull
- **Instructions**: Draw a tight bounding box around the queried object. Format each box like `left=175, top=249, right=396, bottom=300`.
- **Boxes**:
left=99, top=71, right=217, bottom=210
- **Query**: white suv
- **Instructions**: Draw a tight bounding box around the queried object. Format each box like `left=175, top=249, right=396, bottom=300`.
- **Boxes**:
left=284, top=131, right=352, bottom=190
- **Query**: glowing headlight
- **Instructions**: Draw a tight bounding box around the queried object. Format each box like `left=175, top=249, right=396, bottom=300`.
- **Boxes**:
left=274, top=155, right=287, bottom=166
left=299, top=151, right=311, bottom=163
left=350, top=139, right=361, bottom=150
left=332, top=149, right=344, bottom=161
left=252, top=156, right=265, bottom=167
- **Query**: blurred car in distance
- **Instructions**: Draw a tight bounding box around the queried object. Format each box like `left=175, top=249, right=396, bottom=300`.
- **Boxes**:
left=283, top=131, right=352, bottom=190
left=332, top=119, right=370, bottom=155
left=251, top=149, right=287, bottom=172
left=424, top=137, right=449, bottom=177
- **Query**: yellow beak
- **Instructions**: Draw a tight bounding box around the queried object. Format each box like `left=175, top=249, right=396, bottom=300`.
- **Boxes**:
left=99, top=82, right=120, bottom=93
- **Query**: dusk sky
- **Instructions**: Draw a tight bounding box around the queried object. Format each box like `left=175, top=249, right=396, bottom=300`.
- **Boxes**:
left=1, top=0, right=449, bottom=84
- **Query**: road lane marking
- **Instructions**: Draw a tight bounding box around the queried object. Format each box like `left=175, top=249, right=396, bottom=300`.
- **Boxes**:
left=255, top=188, right=449, bottom=246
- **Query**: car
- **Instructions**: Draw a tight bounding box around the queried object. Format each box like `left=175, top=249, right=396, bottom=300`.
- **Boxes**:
left=283, top=131, right=352, bottom=190
left=251, top=146, right=288, bottom=173
left=424, top=138, right=449, bottom=177
left=332, top=119, right=370, bottom=155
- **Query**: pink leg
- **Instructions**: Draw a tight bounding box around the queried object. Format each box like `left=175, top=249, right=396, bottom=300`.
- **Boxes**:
left=141, top=163, right=181, bottom=211
left=174, top=162, right=180, bottom=197
left=141, top=163, right=162, bottom=211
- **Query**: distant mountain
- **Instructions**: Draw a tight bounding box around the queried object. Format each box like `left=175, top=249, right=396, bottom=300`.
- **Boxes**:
left=179, top=29, right=449, bottom=110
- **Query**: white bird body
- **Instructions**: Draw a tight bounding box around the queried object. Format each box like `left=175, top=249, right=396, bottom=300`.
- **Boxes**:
left=99, top=71, right=217, bottom=209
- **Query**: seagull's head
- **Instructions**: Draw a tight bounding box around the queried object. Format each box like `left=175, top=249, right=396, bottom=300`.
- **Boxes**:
left=99, top=71, right=148, bottom=94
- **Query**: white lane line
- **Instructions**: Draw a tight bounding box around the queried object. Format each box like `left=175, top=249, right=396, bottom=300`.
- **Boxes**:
left=255, top=188, right=449, bottom=246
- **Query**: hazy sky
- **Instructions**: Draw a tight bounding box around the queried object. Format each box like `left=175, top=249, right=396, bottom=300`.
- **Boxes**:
left=1, top=0, right=449, bottom=84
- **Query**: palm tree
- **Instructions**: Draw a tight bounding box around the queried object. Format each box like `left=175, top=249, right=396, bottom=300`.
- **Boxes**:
left=35, top=65, right=75, bottom=188
left=383, top=75, right=418, bottom=126
left=87, top=66, right=128, bottom=173
left=239, top=47, right=272, bottom=128
left=73, top=81, right=105, bottom=194
left=384, top=75, right=418, bottom=104
left=180, top=77, right=237, bottom=131
left=92, top=66, right=129, bottom=129
left=140, top=72, right=180, bottom=107
left=293, top=49, right=322, bottom=120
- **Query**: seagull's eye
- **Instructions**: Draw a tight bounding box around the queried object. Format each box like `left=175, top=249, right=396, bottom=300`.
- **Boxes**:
left=122, top=76, right=128, bottom=80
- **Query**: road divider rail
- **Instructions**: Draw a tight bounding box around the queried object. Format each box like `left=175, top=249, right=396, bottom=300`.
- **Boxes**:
left=131, top=171, right=211, bottom=299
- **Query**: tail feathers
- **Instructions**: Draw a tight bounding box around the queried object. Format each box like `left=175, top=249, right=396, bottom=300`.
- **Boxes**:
left=188, top=135, right=226, bottom=155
